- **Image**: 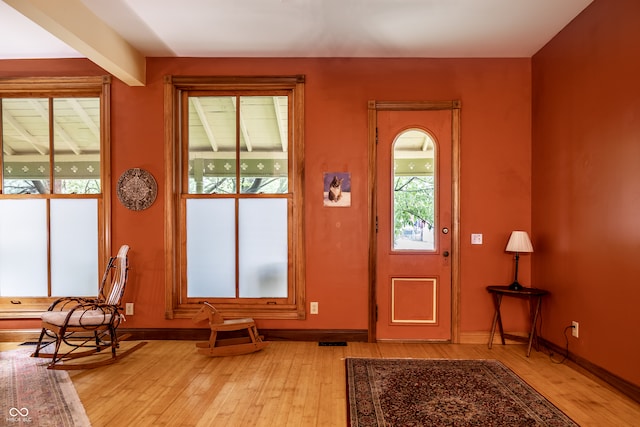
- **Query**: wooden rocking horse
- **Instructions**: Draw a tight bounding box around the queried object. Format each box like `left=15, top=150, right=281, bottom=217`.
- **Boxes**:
left=192, top=302, right=268, bottom=356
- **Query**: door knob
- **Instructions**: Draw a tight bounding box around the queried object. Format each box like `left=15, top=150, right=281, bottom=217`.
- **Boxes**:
left=442, top=227, right=449, bottom=234
left=443, top=251, right=450, bottom=257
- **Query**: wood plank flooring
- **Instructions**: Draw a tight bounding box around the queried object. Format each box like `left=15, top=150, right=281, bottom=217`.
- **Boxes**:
left=2, top=340, right=639, bottom=426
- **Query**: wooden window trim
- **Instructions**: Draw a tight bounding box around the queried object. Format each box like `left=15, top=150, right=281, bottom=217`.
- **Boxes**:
left=164, top=75, right=306, bottom=320
left=0, top=76, right=111, bottom=319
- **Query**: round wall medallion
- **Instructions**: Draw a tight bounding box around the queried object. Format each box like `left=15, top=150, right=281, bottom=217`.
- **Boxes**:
left=117, top=168, right=157, bottom=211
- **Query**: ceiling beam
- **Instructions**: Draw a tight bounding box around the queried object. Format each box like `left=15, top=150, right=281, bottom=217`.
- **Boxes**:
left=2, top=144, right=16, bottom=156
left=272, top=97, right=287, bottom=153
left=67, top=99, right=100, bottom=141
left=4, top=0, right=146, bottom=86
left=191, top=98, right=219, bottom=152
left=231, top=98, right=253, bottom=152
left=28, top=100, right=81, bottom=155
left=420, top=134, right=434, bottom=152
left=3, top=110, right=48, bottom=155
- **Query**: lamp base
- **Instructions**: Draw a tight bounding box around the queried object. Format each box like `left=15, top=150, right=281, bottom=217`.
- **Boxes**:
left=508, top=281, right=525, bottom=291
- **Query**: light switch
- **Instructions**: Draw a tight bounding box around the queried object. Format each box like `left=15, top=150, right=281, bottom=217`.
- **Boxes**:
left=471, top=233, right=483, bottom=245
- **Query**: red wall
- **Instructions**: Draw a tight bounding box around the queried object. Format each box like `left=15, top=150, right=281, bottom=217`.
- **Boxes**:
left=532, top=0, right=640, bottom=386
left=0, top=57, right=532, bottom=336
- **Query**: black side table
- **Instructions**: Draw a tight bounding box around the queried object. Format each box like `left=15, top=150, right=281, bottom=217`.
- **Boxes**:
left=487, top=285, right=549, bottom=357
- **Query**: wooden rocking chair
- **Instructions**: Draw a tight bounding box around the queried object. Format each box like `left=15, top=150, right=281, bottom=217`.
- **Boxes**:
left=192, top=302, right=268, bottom=356
left=31, top=245, right=147, bottom=369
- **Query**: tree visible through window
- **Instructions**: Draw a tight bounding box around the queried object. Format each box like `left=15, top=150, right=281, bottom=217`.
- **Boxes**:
left=393, top=129, right=436, bottom=251
left=165, top=76, right=305, bottom=320
left=0, top=77, right=111, bottom=316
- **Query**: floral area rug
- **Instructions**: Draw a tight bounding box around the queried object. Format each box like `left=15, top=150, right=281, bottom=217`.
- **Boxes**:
left=346, top=358, right=579, bottom=426
left=1, top=348, right=91, bottom=426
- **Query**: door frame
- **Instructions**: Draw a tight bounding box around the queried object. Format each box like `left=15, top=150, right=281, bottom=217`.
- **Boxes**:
left=367, top=100, right=461, bottom=342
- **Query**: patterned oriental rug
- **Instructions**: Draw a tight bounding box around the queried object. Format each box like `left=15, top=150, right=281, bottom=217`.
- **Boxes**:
left=346, top=358, right=579, bottom=427
left=1, top=348, right=91, bottom=426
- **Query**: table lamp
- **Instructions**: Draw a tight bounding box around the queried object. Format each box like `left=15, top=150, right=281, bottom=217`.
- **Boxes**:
left=505, top=231, right=533, bottom=291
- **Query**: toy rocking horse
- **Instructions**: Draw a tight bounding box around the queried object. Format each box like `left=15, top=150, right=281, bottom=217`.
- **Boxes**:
left=192, top=302, right=269, bottom=356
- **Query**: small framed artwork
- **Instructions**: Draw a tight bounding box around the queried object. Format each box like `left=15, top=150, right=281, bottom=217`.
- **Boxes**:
left=323, top=172, right=351, bottom=207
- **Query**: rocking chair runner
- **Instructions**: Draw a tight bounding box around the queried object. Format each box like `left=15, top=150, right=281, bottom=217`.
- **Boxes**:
left=192, top=302, right=268, bottom=356
left=32, top=244, right=147, bottom=369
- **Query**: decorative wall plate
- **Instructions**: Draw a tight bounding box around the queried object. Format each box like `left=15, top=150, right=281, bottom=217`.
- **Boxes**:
left=117, top=168, right=157, bottom=211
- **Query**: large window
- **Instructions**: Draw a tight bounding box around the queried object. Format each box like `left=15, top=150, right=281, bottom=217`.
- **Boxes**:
left=165, top=76, right=305, bottom=319
left=0, top=77, right=111, bottom=318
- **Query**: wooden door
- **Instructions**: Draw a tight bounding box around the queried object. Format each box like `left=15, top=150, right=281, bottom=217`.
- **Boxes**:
left=374, top=105, right=455, bottom=341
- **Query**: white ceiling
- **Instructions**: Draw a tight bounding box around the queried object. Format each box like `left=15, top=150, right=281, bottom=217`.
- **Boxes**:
left=1, top=0, right=593, bottom=61
left=0, top=0, right=596, bottom=189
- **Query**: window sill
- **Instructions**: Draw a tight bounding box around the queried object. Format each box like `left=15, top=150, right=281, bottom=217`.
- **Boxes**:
left=0, top=309, right=45, bottom=320
left=0, top=299, right=52, bottom=319
left=168, top=305, right=306, bottom=320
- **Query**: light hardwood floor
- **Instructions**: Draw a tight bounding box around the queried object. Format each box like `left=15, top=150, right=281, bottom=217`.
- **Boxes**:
left=2, top=340, right=639, bottom=426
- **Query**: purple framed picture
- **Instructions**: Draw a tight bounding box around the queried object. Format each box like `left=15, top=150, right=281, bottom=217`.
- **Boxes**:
left=323, top=172, right=351, bottom=207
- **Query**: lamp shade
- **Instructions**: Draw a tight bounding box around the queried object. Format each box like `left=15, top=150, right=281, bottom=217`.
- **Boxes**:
left=505, top=231, right=533, bottom=253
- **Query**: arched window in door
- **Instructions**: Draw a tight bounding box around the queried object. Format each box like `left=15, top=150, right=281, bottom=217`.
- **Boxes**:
left=392, top=128, right=436, bottom=251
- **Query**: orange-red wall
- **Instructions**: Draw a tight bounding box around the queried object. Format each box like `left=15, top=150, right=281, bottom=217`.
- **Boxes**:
left=532, top=0, right=640, bottom=386
left=1, top=58, right=533, bottom=335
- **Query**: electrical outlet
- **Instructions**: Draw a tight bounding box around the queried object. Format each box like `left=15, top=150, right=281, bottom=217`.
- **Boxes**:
left=125, top=303, right=134, bottom=316
left=571, top=321, right=579, bottom=338
left=471, top=233, right=483, bottom=245
left=310, top=301, right=319, bottom=314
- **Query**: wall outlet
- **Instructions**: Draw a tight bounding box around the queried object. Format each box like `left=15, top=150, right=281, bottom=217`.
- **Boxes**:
left=471, top=233, right=483, bottom=245
left=310, top=301, right=319, bottom=314
left=571, top=321, right=579, bottom=338
left=125, top=302, right=134, bottom=315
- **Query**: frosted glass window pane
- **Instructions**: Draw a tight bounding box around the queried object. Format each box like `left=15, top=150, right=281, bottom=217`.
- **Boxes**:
left=187, top=199, right=236, bottom=297
left=50, top=199, right=98, bottom=296
left=0, top=200, right=48, bottom=296
left=239, top=199, right=287, bottom=298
